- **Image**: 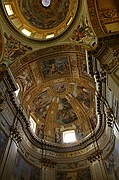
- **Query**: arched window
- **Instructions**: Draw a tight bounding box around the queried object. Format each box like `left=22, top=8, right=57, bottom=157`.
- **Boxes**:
left=15, top=83, right=20, bottom=97
left=63, top=130, right=76, bottom=143
left=30, top=116, right=36, bottom=133
left=42, top=0, right=51, bottom=7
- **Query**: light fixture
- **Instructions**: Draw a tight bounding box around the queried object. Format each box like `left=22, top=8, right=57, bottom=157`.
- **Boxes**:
left=5, top=5, right=14, bottom=16
left=21, top=29, right=31, bottom=37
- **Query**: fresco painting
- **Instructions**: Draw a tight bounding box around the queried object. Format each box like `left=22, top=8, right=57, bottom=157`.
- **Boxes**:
left=36, top=123, right=45, bottom=139
left=11, top=153, right=40, bottom=180
left=71, top=16, right=97, bottom=48
left=75, top=86, right=94, bottom=112
left=57, top=168, right=92, bottom=180
left=4, top=33, right=32, bottom=62
left=0, top=129, right=8, bottom=165
left=89, top=109, right=97, bottom=130
left=105, top=139, right=119, bottom=180
left=33, top=91, right=52, bottom=120
left=17, top=70, right=33, bottom=92
left=18, top=0, right=70, bottom=29
left=40, top=57, right=70, bottom=79
left=56, top=98, right=78, bottom=124
left=52, top=82, right=66, bottom=93
left=76, top=124, right=84, bottom=140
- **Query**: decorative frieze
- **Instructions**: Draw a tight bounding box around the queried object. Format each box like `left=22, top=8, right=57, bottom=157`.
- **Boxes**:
left=41, top=158, right=56, bottom=168
left=87, top=150, right=102, bottom=163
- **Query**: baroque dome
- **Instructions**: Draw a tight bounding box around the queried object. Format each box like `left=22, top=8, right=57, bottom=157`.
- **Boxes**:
left=18, top=0, right=70, bottom=29
left=2, top=0, right=80, bottom=41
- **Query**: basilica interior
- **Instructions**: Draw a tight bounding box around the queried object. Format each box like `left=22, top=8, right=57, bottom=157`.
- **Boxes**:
left=0, top=0, right=119, bottom=180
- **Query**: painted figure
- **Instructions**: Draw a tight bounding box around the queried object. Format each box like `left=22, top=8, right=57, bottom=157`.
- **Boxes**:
left=17, top=70, right=32, bottom=92
left=4, top=33, right=32, bottom=61
left=71, top=16, right=97, bottom=48
left=41, top=57, right=70, bottom=79
left=33, top=91, right=52, bottom=120
left=53, top=82, right=66, bottom=93
left=56, top=98, right=78, bottom=124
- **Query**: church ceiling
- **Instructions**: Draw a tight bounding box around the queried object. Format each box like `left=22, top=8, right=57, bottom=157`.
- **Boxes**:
left=87, top=0, right=119, bottom=37
left=1, top=0, right=79, bottom=41
left=10, top=44, right=97, bottom=140
left=1, top=0, right=99, bottom=51
left=18, top=0, right=70, bottom=29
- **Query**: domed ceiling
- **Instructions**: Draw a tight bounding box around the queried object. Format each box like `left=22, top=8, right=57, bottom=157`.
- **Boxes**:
left=2, top=0, right=79, bottom=40
left=18, top=0, right=70, bottom=29
left=10, top=44, right=97, bottom=143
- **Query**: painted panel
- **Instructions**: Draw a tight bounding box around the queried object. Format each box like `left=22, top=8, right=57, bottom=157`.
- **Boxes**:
left=11, top=153, right=40, bottom=180
left=75, top=86, right=94, bottom=112
left=57, top=169, right=92, bottom=180
left=40, top=57, right=70, bottom=79
left=18, top=0, right=70, bottom=29
left=4, top=33, right=32, bottom=62
left=33, top=91, right=52, bottom=120
left=17, top=69, right=33, bottom=92
left=52, top=82, right=66, bottom=94
left=0, top=129, right=8, bottom=165
left=56, top=98, right=78, bottom=124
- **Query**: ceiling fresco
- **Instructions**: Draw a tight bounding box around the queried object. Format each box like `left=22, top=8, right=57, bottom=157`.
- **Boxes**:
left=40, top=56, right=70, bottom=80
left=52, top=82, right=67, bottom=94
left=33, top=91, right=52, bottom=120
left=56, top=98, right=78, bottom=124
left=2, top=0, right=79, bottom=41
left=18, top=0, right=70, bottom=29
left=87, top=0, right=119, bottom=37
left=3, top=33, right=32, bottom=64
left=70, top=16, right=97, bottom=49
left=74, top=85, right=94, bottom=112
left=10, top=45, right=97, bottom=143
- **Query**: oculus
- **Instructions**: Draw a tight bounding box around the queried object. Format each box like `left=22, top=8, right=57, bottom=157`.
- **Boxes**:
left=42, top=0, right=51, bottom=7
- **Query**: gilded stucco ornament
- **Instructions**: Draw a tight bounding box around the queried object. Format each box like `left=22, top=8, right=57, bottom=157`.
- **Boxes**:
left=3, top=33, right=32, bottom=63
left=10, top=44, right=97, bottom=144
left=70, top=16, right=97, bottom=50
left=2, top=0, right=79, bottom=41
left=0, top=64, right=7, bottom=82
